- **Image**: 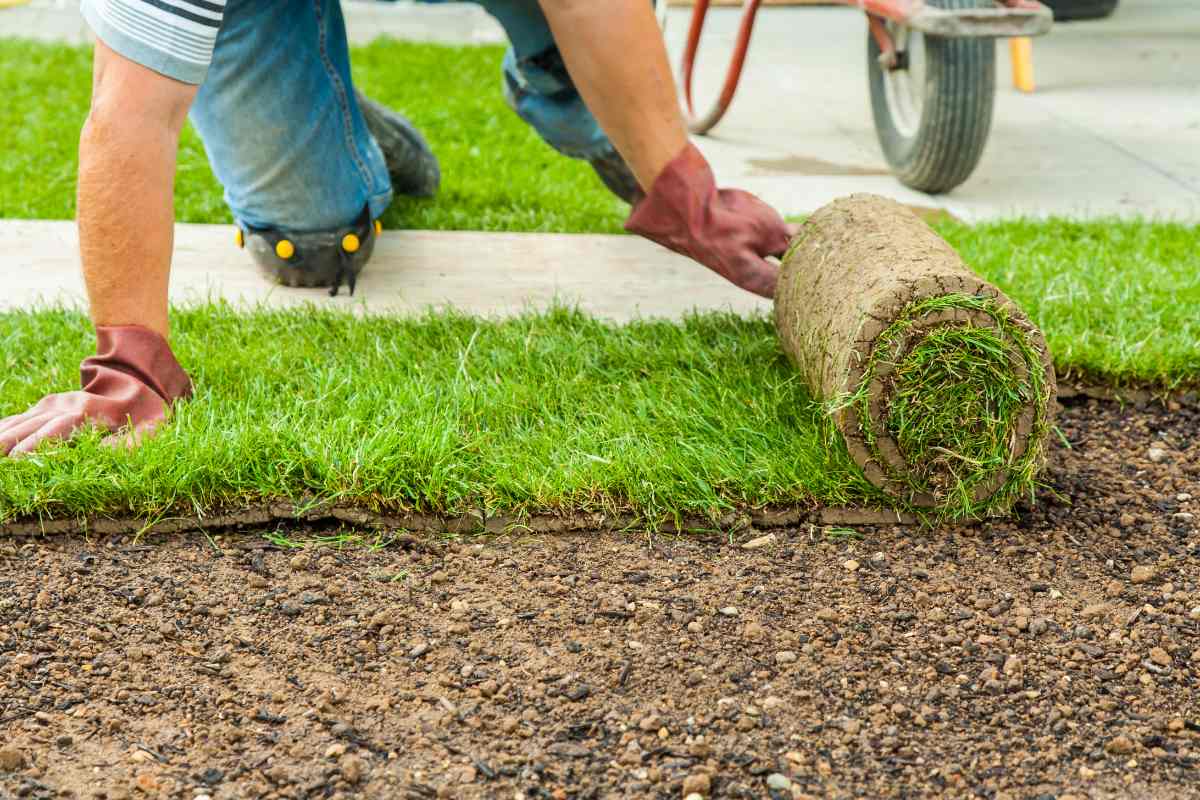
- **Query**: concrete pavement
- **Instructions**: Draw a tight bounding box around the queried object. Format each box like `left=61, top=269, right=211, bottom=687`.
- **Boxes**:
left=665, top=0, right=1200, bottom=221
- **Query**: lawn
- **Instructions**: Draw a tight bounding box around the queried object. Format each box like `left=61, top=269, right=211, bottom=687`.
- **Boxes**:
left=0, top=38, right=628, bottom=234
left=0, top=38, right=1197, bottom=525
left=0, top=306, right=871, bottom=524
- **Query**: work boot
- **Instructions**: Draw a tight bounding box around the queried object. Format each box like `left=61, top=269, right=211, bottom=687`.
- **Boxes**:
left=589, top=146, right=642, bottom=205
left=355, top=90, right=440, bottom=198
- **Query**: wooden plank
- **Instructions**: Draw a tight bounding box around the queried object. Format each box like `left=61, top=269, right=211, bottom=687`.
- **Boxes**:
left=0, top=221, right=771, bottom=322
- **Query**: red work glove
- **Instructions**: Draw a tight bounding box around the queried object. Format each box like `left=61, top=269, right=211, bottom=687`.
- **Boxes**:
left=0, top=326, right=192, bottom=457
left=625, top=142, right=794, bottom=299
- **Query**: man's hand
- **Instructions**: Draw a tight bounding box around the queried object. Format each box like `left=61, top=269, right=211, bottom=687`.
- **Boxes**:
left=536, top=0, right=793, bottom=297
left=0, top=327, right=192, bottom=457
left=625, top=143, right=794, bottom=298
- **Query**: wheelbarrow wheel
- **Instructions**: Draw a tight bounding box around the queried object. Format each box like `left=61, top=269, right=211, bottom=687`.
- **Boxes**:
left=867, top=0, right=996, bottom=194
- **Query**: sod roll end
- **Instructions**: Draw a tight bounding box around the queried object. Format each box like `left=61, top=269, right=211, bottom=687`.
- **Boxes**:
left=775, top=194, right=1056, bottom=518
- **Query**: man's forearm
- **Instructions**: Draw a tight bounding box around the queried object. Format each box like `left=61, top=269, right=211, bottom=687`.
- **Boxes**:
left=537, top=0, right=688, bottom=191
left=78, top=41, right=196, bottom=339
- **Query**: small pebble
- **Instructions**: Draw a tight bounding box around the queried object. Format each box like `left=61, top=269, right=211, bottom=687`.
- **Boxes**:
left=1105, top=735, right=1135, bottom=756
left=0, top=748, right=26, bottom=771
left=1131, top=565, right=1156, bottom=584
left=681, top=771, right=711, bottom=796
left=719, top=607, right=739, bottom=617
left=843, top=559, right=860, bottom=572
left=1147, top=446, right=1167, bottom=463
left=741, top=533, right=777, bottom=550
left=766, top=773, right=792, bottom=791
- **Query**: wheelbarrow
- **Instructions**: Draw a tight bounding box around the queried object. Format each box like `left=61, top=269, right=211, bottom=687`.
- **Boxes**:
left=659, top=0, right=1054, bottom=194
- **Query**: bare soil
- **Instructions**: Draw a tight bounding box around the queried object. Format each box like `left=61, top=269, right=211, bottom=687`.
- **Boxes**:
left=1, top=398, right=1198, bottom=800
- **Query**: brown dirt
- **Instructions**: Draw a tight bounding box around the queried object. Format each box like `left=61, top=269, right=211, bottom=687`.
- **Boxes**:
left=1, top=398, right=1198, bottom=800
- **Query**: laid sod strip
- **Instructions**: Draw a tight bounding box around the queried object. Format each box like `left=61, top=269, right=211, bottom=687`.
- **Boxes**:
left=0, top=306, right=877, bottom=526
left=776, top=195, right=1055, bottom=520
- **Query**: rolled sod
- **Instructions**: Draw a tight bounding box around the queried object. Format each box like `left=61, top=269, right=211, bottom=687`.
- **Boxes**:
left=775, top=194, right=1056, bottom=518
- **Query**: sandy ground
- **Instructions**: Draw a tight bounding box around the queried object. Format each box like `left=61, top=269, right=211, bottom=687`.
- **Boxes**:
left=1, top=398, right=1198, bottom=800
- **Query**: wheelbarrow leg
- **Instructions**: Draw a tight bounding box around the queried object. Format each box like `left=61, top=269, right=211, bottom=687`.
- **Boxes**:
left=1009, top=36, right=1035, bottom=92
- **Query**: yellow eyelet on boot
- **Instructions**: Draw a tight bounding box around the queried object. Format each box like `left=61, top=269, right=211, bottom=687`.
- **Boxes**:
left=275, top=239, right=295, bottom=259
left=374, top=220, right=382, bottom=235
left=342, top=234, right=361, bottom=254
left=235, top=228, right=244, bottom=248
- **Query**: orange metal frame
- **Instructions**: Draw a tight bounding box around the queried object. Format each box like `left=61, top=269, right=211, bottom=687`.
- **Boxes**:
left=678, top=0, right=1044, bottom=133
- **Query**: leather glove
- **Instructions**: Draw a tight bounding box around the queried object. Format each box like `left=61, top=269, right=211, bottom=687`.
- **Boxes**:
left=625, top=142, right=795, bottom=298
left=0, top=326, right=192, bottom=457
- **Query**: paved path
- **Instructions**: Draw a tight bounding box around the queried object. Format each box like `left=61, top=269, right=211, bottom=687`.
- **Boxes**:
left=3, top=0, right=1197, bottom=222
left=666, top=0, right=1200, bottom=221
left=1, top=221, right=769, bottom=320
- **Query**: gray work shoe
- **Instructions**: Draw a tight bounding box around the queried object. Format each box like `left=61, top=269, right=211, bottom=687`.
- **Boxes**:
left=355, top=90, right=440, bottom=198
left=589, top=147, right=642, bottom=205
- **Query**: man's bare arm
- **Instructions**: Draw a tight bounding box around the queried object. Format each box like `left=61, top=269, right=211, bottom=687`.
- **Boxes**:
left=535, top=0, right=687, bottom=191
left=537, top=0, right=794, bottom=298
left=80, top=39, right=197, bottom=338
left=0, top=41, right=195, bottom=457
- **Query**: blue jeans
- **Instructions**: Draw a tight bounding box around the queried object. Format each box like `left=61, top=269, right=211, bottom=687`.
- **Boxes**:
left=190, top=0, right=615, bottom=233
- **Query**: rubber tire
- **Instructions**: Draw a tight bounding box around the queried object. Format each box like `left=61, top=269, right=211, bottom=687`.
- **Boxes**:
left=868, top=0, right=996, bottom=195
left=1042, top=0, right=1118, bottom=21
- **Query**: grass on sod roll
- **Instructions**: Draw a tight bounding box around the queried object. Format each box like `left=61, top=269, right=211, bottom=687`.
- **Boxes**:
left=836, top=294, right=1052, bottom=519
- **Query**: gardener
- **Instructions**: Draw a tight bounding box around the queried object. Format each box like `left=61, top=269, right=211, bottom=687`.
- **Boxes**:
left=0, top=0, right=793, bottom=457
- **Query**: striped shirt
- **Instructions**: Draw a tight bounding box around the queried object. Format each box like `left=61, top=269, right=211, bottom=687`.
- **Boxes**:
left=81, top=0, right=226, bottom=84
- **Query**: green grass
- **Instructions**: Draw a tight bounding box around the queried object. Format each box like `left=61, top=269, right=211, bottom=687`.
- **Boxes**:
left=0, top=38, right=1197, bottom=524
left=0, top=305, right=872, bottom=524
left=0, top=38, right=627, bottom=233
left=1, top=38, right=1196, bottom=389
left=837, top=293, right=1053, bottom=519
